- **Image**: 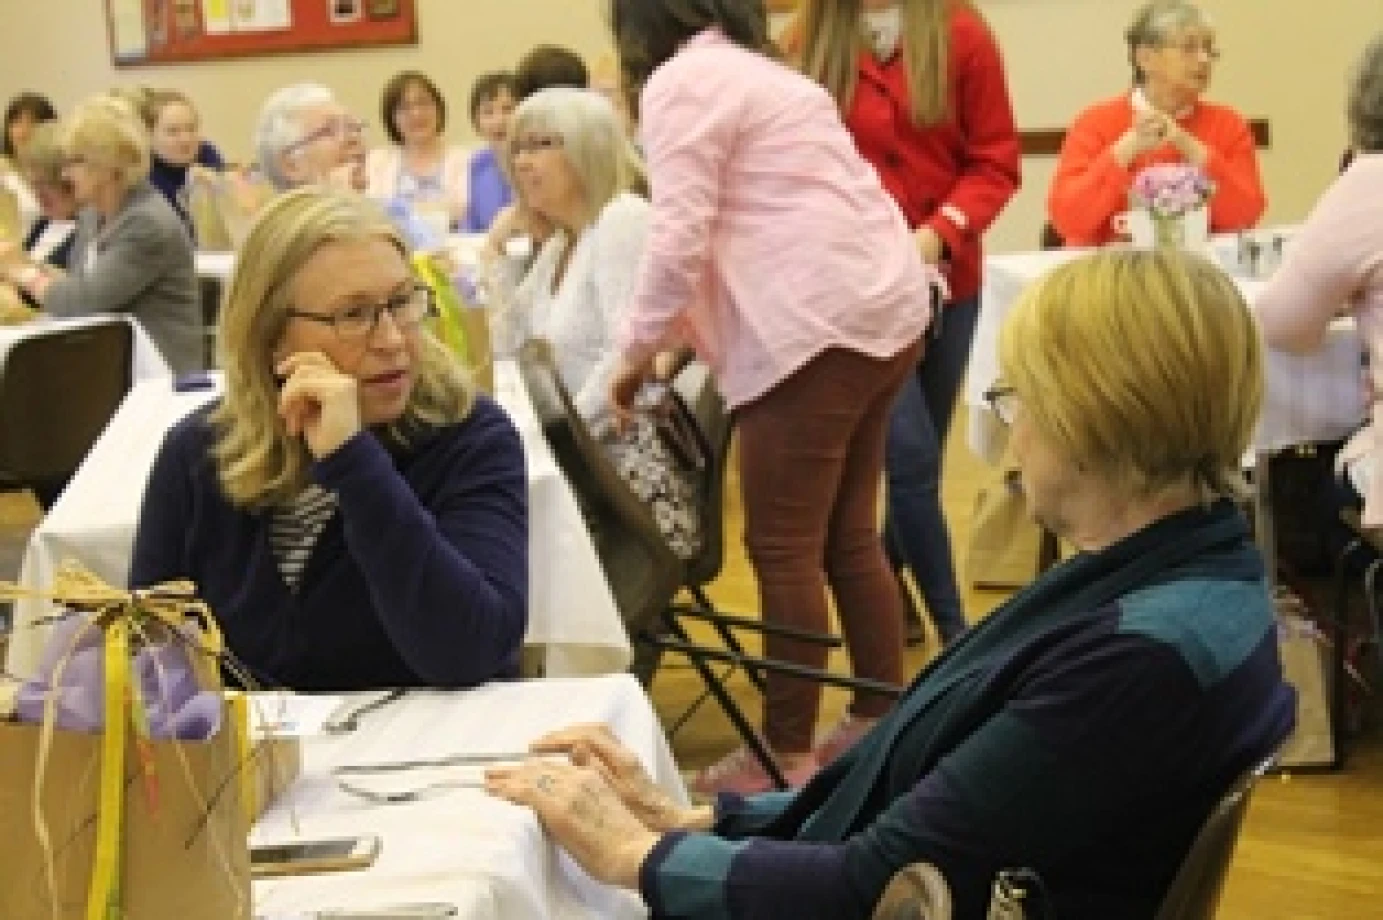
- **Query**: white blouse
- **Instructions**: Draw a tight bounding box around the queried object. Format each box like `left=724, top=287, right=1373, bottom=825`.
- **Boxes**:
left=500, top=192, right=651, bottom=422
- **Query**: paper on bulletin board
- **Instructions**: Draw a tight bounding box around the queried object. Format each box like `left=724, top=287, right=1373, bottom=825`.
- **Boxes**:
left=230, top=0, right=291, bottom=31
left=109, top=0, right=150, bottom=60
left=201, top=0, right=232, bottom=34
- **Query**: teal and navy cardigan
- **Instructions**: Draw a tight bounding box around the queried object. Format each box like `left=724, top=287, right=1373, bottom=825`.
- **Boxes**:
left=640, top=501, right=1295, bottom=919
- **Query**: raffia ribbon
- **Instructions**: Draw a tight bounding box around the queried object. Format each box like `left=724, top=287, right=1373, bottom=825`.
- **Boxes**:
left=0, top=560, right=244, bottom=920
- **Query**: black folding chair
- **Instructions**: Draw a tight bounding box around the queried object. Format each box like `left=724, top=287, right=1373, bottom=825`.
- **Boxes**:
left=643, top=368, right=905, bottom=789
left=0, top=321, right=133, bottom=509
left=515, top=342, right=686, bottom=681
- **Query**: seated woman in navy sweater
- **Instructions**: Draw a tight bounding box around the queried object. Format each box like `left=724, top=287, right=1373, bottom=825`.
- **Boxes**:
left=130, top=188, right=528, bottom=691
left=487, top=244, right=1294, bottom=918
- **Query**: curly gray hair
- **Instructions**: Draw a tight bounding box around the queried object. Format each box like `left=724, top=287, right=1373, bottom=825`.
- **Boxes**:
left=1349, top=34, right=1383, bottom=153
left=1125, top=1, right=1213, bottom=85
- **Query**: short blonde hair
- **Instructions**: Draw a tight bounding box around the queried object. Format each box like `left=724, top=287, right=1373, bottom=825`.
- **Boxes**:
left=17, top=121, right=66, bottom=187
left=998, top=249, right=1262, bottom=503
left=504, top=87, right=646, bottom=229
left=61, top=96, right=151, bottom=191
left=211, top=189, right=474, bottom=509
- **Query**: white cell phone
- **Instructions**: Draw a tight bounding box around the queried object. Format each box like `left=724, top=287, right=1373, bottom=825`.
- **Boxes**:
left=250, top=835, right=381, bottom=879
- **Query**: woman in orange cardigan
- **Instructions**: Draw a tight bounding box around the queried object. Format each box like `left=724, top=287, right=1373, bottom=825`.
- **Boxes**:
left=1048, top=1, right=1265, bottom=247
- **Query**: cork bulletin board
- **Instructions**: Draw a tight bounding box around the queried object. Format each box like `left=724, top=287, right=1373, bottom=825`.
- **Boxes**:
left=104, top=0, right=418, bottom=67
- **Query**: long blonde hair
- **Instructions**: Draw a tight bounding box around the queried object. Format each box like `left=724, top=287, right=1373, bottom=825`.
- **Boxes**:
left=211, top=189, right=474, bottom=509
left=794, top=0, right=971, bottom=126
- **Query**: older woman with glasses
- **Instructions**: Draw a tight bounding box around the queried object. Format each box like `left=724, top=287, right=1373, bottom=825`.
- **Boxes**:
left=1048, top=0, right=1265, bottom=246
left=0, top=96, right=202, bottom=375
left=129, top=189, right=529, bottom=691
left=253, top=83, right=368, bottom=193
left=488, top=249, right=1293, bottom=919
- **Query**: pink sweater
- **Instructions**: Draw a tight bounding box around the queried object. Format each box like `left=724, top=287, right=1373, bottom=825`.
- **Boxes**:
left=1256, top=153, right=1383, bottom=524
left=620, top=30, right=936, bottom=409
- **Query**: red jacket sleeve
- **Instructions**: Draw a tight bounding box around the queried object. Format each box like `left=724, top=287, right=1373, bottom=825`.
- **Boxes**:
left=1048, top=104, right=1133, bottom=246
left=923, top=16, right=1021, bottom=257
left=1203, top=110, right=1267, bottom=232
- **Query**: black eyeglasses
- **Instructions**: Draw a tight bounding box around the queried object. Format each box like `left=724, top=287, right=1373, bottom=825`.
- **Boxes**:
left=984, top=384, right=1020, bottom=426
left=286, top=284, right=436, bottom=342
left=512, top=133, right=564, bottom=155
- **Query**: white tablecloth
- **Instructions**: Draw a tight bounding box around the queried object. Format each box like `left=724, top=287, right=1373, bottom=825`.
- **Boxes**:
left=253, top=675, right=686, bottom=919
left=6, top=361, right=628, bottom=679
left=966, top=239, right=1367, bottom=464
left=0, top=314, right=170, bottom=383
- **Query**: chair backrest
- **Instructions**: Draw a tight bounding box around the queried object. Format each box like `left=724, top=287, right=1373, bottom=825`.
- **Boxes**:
left=675, top=363, right=733, bottom=588
left=198, top=276, right=223, bottom=369
left=0, top=321, right=133, bottom=490
left=1153, top=756, right=1275, bottom=920
left=516, top=342, right=684, bottom=643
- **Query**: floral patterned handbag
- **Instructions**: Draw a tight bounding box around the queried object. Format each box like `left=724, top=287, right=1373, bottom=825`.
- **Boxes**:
left=596, top=381, right=709, bottom=561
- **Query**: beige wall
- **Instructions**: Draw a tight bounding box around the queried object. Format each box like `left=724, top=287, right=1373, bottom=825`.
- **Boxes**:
left=1, top=0, right=1376, bottom=253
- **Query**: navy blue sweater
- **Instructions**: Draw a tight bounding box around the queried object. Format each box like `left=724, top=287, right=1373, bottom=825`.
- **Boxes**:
left=129, top=396, right=528, bottom=691
left=640, top=503, right=1294, bottom=919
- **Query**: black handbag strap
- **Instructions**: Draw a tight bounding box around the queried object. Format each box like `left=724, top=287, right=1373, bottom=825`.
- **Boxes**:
left=652, top=385, right=711, bottom=475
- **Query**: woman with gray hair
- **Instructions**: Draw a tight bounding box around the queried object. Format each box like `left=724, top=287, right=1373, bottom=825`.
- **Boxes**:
left=253, top=82, right=367, bottom=192
left=1257, top=33, right=1383, bottom=528
left=491, top=88, right=704, bottom=555
left=1048, top=0, right=1265, bottom=246
left=494, top=87, right=649, bottom=422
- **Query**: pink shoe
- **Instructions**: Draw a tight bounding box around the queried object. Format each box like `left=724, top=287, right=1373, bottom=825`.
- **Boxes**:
left=691, top=745, right=818, bottom=797
left=813, top=713, right=880, bottom=766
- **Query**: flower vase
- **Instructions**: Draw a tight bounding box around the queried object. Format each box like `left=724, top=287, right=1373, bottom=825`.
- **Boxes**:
left=1151, top=213, right=1186, bottom=249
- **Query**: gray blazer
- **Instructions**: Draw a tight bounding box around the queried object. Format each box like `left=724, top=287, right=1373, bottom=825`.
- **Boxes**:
left=44, top=181, right=203, bottom=375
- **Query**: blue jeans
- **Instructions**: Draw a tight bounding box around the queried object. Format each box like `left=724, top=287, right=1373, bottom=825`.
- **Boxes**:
left=884, top=295, right=980, bottom=644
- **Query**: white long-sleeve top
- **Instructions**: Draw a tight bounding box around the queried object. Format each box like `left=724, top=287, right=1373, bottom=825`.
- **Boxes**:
left=500, top=192, right=651, bottom=422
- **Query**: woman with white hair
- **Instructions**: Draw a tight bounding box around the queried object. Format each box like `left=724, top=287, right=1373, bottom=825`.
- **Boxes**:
left=1257, top=33, right=1383, bottom=527
left=1048, top=0, right=1265, bottom=246
left=253, top=82, right=368, bottom=193
left=0, top=96, right=202, bottom=374
left=129, top=189, right=529, bottom=690
left=496, top=87, right=649, bottom=422
left=494, top=88, right=703, bottom=555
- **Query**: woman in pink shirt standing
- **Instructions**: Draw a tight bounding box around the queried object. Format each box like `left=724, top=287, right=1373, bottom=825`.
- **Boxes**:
left=607, top=0, right=937, bottom=795
left=1256, top=34, right=1383, bottom=526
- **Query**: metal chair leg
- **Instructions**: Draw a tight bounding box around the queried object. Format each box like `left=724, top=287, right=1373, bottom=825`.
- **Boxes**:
left=663, top=616, right=788, bottom=790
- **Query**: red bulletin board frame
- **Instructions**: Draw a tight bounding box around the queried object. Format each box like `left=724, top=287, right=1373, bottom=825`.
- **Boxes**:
left=105, top=0, right=418, bottom=67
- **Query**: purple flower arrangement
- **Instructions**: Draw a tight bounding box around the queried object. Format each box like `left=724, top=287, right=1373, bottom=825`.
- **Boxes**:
left=1130, top=164, right=1215, bottom=219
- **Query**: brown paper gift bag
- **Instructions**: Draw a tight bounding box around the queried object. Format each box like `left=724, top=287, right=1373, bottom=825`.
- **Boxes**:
left=964, top=469, right=1042, bottom=590
left=0, top=719, right=251, bottom=920
left=1275, top=615, right=1336, bottom=769
left=0, top=563, right=252, bottom=920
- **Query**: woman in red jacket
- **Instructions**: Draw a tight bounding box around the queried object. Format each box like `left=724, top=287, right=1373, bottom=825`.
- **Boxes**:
left=1048, top=1, right=1266, bottom=247
left=791, top=0, right=1020, bottom=725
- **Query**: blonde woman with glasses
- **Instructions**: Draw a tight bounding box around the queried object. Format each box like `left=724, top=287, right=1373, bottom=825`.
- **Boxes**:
left=129, top=189, right=529, bottom=691
left=488, top=249, right=1293, bottom=920
left=1049, top=0, right=1266, bottom=246
left=0, top=95, right=202, bottom=374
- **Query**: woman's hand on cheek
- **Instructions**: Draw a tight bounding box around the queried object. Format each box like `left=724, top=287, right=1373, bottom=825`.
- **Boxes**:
left=276, top=351, right=362, bottom=458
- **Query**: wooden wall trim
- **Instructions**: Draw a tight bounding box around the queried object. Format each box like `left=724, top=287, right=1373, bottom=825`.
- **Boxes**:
left=1020, top=118, right=1271, bottom=157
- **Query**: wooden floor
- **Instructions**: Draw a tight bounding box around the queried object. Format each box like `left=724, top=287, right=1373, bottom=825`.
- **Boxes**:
left=646, top=411, right=1383, bottom=918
